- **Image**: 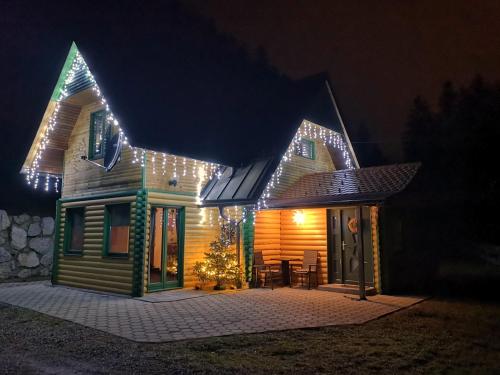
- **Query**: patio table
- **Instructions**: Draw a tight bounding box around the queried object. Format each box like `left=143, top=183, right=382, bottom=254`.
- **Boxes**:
left=270, top=257, right=301, bottom=286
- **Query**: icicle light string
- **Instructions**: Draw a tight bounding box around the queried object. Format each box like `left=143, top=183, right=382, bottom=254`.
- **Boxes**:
left=27, top=51, right=346, bottom=204
left=257, top=120, right=354, bottom=209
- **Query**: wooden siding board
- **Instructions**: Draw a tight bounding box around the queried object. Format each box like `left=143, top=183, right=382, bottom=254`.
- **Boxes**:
left=57, top=196, right=136, bottom=295
left=62, top=101, right=142, bottom=198
left=253, top=208, right=329, bottom=285
left=268, top=123, right=337, bottom=200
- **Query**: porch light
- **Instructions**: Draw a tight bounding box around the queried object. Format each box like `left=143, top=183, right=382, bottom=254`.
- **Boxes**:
left=293, top=210, right=305, bottom=225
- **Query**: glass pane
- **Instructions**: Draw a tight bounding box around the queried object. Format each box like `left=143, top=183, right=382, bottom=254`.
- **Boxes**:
left=149, top=208, right=164, bottom=284
left=110, top=204, right=130, bottom=226
left=110, top=226, right=129, bottom=254
left=108, top=204, right=130, bottom=254
left=295, top=139, right=314, bottom=159
left=92, top=112, right=106, bottom=157
left=69, top=208, right=84, bottom=252
left=166, top=208, right=179, bottom=282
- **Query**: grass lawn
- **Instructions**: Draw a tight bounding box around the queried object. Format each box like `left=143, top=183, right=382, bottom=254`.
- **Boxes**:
left=0, top=298, right=498, bottom=374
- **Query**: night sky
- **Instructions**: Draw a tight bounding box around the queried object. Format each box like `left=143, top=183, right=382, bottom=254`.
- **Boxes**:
left=192, top=0, right=500, bottom=156
left=1, top=0, right=499, bottom=215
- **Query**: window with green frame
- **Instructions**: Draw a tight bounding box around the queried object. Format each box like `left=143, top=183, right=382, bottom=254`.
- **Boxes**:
left=64, top=207, right=85, bottom=255
left=89, top=110, right=108, bottom=160
left=294, top=138, right=316, bottom=160
left=104, top=203, right=131, bottom=257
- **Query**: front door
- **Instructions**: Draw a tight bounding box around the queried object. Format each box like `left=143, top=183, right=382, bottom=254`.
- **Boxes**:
left=327, top=207, right=373, bottom=286
left=148, top=206, right=184, bottom=291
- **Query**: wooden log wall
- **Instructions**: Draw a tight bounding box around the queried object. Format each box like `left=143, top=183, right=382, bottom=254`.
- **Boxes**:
left=280, top=208, right=328, bottom=285
left=253, top=210, right=281, bottom=263
left=256, top=208, right=368, bottom=286
left=62, top=101, right=142, bottom=198
left=146, top=153, right=217, bottom=195
left=56, top=195, right=136, bottom=295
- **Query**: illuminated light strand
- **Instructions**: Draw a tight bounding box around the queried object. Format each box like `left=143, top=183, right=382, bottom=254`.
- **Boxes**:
left=162, top=153, right=167, bottom=175
left=152, top=152, right=157, bottom=175
left=140, top=149, right=146, bottom=168
left=25, top=49, right=138, bottom=192
left=257, top=120, right=354, bottom=209
left=26, top=49, right=228, bottom=194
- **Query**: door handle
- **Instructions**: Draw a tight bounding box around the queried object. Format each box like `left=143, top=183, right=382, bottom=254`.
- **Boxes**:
left=341, top=241, right=346, bottom=251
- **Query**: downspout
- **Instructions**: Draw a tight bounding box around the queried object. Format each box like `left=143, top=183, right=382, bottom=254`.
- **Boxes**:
left=325, top=80, right=360, bottom=169
left=218, top=205, right=243, bottom=268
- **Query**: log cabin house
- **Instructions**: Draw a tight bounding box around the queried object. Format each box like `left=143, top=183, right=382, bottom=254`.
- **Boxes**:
left=21, top=43, right=420, bottom=297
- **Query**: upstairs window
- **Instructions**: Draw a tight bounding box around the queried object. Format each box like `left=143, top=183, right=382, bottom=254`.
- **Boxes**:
left=105, top=204, right=130, bottom=257
left=65, top=207, right=84, bottom=255
left=294, top=138, right=315, bottom=160
left=89, top=110, right=108, bottom=159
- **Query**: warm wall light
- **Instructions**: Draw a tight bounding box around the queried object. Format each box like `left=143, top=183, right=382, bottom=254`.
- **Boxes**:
left=293, top=210, right=305, bottom=225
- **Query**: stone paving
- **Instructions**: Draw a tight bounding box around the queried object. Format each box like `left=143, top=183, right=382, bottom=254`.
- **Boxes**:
left=0, top=281, right=423, bottom=343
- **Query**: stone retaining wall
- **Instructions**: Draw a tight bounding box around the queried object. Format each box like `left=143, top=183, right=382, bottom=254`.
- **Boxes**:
left=0, top=210, right=54, bottom=280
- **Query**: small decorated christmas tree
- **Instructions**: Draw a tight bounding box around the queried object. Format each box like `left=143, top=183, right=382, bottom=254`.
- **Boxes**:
left=193, top=228, right=242, bottom=290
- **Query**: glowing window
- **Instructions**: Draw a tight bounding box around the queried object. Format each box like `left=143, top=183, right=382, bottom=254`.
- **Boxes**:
left=89, top=110, right=108, bottom=160
left=65, top=207, right=84, bottom=254
left=105, top=204, right=130, bottom=256
left=294, top=139, right=315, bottom=160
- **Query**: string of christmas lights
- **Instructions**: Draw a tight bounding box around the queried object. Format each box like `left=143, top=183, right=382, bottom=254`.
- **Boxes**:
left=257, top=120, right=354, bottom=209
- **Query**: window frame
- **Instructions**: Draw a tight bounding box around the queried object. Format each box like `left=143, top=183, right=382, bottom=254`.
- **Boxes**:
left=88, top=110, right=107, bottom=160
left=295, top=138, right=316, bottom=160
left=63, top=207, right=85, bottom=256
left=103, top=203, right=131, bottom=259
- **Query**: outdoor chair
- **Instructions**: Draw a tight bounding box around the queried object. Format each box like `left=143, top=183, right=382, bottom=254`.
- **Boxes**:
left=252, top=251, right=282, bottom=290
left=290, top=250, right=319, bottom=289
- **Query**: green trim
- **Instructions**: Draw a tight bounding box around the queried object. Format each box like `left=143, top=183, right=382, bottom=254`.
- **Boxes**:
left=60, top=190, right=139, bottom=203
left=50, top=42, right=79, bottom=101
left=147, top=205, right=185, bottom=292
left=131, top=189, right=148, bottom=297
left=51, top=200, right=62, bottom=284
left=242, top=210, right=255, bottom=282
left=102, top=203, right=132, bottom=259
left=296, top=138, right=316, bottom=160
left=63, top=206, right=85, bottom=256
left=146, top=188, right=197, bottom=197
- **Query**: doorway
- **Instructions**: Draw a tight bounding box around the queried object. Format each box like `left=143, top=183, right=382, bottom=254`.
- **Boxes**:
left=148, top=206, right=184, bottom=291
left=327, top=207, right=374, bottom=286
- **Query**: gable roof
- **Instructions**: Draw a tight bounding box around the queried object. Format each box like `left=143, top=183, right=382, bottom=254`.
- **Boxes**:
left=266, top=163, right=421, bottom=208
left=21, top=43, right=357, bottom=182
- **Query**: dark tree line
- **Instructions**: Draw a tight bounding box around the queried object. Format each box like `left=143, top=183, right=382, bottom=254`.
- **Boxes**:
left=403, top=76, right=500, bottom=245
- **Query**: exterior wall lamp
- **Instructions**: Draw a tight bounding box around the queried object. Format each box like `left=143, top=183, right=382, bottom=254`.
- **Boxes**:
left=293, top=210, right=305, bottom=225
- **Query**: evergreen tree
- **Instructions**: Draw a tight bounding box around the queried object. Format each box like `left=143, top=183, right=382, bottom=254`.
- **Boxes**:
left=352, top=121, right=387, bottom=167
left=193, top=231, right=242, bottom=290
left=402, top=96, right=434, bottom=165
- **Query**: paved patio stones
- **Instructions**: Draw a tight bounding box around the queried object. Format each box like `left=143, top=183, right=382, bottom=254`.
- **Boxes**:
left=0, top=281, right=423, bottom=343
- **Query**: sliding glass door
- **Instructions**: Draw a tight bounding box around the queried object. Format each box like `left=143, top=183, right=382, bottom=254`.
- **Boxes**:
left=148, top=206, right=184, bottom=291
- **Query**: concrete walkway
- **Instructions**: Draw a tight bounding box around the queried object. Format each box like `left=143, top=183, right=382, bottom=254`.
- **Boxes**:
left=0, top=281, right=423, bottom=342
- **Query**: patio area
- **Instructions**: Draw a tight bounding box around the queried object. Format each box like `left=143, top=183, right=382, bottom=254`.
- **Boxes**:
left=0, top=281, right=423, bottom=343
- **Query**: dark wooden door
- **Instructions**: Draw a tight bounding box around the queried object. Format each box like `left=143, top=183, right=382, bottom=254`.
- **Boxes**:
left=340, top=208, right=359, bottom=284
left=327, top=207, right=374, bottom=286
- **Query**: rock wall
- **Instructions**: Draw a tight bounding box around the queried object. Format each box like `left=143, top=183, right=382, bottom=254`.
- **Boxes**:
left=0, top=210, right=54, bottom=280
